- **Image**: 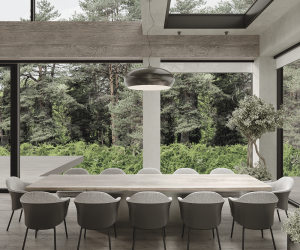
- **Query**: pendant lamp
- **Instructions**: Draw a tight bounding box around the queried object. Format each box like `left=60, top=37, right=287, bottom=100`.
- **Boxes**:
left=124, top=1, right=175, bottom=91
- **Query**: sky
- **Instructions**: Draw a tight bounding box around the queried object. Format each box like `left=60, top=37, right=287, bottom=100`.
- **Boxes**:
left=0, top=0, right=222, bottom=21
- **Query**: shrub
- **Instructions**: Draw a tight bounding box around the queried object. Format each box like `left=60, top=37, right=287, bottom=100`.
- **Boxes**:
left=282, top=208, right=300, bottom=243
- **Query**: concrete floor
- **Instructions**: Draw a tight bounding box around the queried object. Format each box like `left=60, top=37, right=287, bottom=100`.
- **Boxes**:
left=0, top=193, right=294, bottom=250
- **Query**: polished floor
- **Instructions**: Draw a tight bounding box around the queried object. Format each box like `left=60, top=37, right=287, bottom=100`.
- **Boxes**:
left=0, top=193, right=293, bottom=250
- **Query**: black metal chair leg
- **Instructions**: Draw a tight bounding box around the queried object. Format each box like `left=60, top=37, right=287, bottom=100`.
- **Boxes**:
left=84, top=229, right=86, bottom=239
left=286, top=210, right=289, bottom=218
left=277, top=209, right=281, bottom=222
left=6, top=210, right=15, bottom=231
left=230, top=219, right=234, bottom=238
left=270, top=227, right=276, bottom=250
left=216, top=227, right=221, bottom=250
left=163, top=227, right=166, bottom=250
left=242, top=227, right=245, bottom=250
left=132, top=227, right=136, bottom=250
left=212, top=228, right=215, bottom=238
left=187, top=227, right=190, bottom=250
left=114, top=223, right=117, bottom=238
left=35, top=230, right=38, bottom=238
left=22, top=227, right=29, bottom=250
left=77, top=227, right=83, bottom=250
left=64, top=219, right=68, bottom=238
left=261, top=230, right=263, bottom=238
left=182, top=223, right=185, bottom=238
left=54, top=227, right=56, bottom=250
left=19, top=210, right=23, bottom=222
left=108, top=228, right=111, bottom=250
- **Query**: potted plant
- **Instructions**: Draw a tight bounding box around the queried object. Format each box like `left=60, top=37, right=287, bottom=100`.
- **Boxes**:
left=282, top=208, right=300, bottom=249
left=227, top=95, right=286, bottom=180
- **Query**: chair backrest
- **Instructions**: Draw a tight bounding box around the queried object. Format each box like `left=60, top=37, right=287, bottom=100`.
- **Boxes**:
left=272, top=177, right=294, bottom=192
left=20, top=192, right=69, bottom=230
left=127, top=192, right=172, bottom=229
left=229, top=192, right=278, bottom=230
left=178, top=192, right=224, bottom=229
left=100, top=168, right=126, bottom=175
left=64, top=168, right=89, bottom=175
left=6, top=177, right=27, bottom=192
left=173, top=168, right=198, bottom=174
left=74, top=192, right=120, bottom=229
left=210, top=168, right=235, bottom=175
left=137, top=168, right=162, bottom=174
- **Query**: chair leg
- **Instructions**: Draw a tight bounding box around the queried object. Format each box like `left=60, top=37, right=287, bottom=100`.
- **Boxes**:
left=230, top=219, right=235, bottom=238
left=54, top=227, right=56, bottom=250
left=77, top=227, right=83, bottom=250
left=277, top=209, right=281, bottom=222
left=216, top=227, right=221, bottom=250
left=132, top=227, right=136, bottom=250
left=242, top=227, right=245, bottom=250
left=108, top=228, right=111, bottom=250
left=84, top=229, right=86, bottom=239
left=64, top=219, right=68, bottom=238
left=114, top=223, right=117, bottom=238
left=35, top=230, right=38, bottom=238
left=19, top=210, right=23, bottom=222
left=286, top=210, right=289, bottom=218
left=261, top=230, right=263, bottom=238
left=187, top=227, right=190, bottom=250
left=163, top=226, right=166, bottom=250
left=6, top=210, right=15, bottom=231
left=182, top=223, right=185, bottom=238
left=270, top=227, right=276, bottom=250
left=22, top=227, right=29, bottom=250
left=212, top=228, right=215, bottom=238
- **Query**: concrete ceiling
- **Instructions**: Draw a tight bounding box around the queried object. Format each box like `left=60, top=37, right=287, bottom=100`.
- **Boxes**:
left=141, top=0, right=300, bottom=36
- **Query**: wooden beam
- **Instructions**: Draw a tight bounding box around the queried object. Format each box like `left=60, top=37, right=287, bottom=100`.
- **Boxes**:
left=0, top=22, right=259, bottom=60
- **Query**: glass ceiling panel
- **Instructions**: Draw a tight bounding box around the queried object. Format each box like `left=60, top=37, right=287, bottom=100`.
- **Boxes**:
left=170, top=0, right=255, bottom=14
left=0, top=0, right=30, bottom=21
left=36, top=0, right=141, bottom=21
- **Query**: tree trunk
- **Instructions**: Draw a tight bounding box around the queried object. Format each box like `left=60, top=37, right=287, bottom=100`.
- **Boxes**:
left=247, top=139, right=253, bottom=167
left=253, top=140, right=267, bottom=166
left=109, top=63, right=116, bottom=145
left=181, top=132, right=189, bottom=144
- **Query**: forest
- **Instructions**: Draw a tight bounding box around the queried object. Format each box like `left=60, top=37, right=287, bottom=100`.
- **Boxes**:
left=1, top=0, right=300, bottom=176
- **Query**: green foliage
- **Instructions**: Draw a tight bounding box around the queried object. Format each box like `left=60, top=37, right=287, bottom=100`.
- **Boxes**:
left=234, top=161, right=272, bottom=181
left=0, top=146, right=10, bottom=156
left=282, top=208, right=300, bottom=243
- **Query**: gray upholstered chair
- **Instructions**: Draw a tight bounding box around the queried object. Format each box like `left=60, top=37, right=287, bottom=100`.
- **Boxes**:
left=210, top=168, right=235, bottom=175
left=6, top=177, right=31, bottom=231
left=178, top=192, right=224, bottom=250
left=269, top=177, right=294, bottom=222
left=20, top=192, right=70, bottom=250
left=126, top=192, right=172, bottom=250
left=74, top=192, right=121, bottom=250
left=173, top=168, right=198, bottom=174
left=229, top=192, right=278, bottom=250
left=100, top=168, right=126, bottom=175
left=137, top=168, right=162, bottom=174
left=56, top=168, right=89, bottom=198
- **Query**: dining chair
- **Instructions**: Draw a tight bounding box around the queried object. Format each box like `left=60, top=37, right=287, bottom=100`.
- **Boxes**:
left=137, top=168, right=162, bottom=174
left=20, top=192, right=70, bottom=250
left=229, top=192, right=278, bottom=250
left=126, top=192, right=172, bottom=250
left=6, top=177, right=31, bottom=231
left=57, top=168, right=89, bottom=198
left=100, top=168, right=126, bottom=175
left=210, top=168, right=235, bottom=174
left=178, top=192, right=224, bottom=250
left=269, top=177, right=294, bottom=222
left=173, top=168, right=198, bottom=174
left=74, top=192, right=121, bottom=250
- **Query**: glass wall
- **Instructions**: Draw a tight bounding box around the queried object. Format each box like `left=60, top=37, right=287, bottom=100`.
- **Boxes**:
left=0, top=0, right=30, bottom=21
left=160, top=72, right=252, bottom=174
left=0, top=67, right=11, bottom=188
left=283, top=58, right=300, bottom=204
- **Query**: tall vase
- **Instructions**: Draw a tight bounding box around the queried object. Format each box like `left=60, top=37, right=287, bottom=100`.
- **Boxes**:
left=288, top=236, right=300, bottom=250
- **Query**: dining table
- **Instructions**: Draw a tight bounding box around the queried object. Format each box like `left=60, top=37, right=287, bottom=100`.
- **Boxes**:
left=26, top=174, right=272, bottom=227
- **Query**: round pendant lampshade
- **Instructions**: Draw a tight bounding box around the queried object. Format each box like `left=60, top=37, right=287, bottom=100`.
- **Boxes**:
left=124, top=67, right=175, bottom=91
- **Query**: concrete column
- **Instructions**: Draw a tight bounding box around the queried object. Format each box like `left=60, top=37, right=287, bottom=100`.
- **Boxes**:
left=252, top=57, right=277, bottom=180
left=143, top=58, right=160, bottom=169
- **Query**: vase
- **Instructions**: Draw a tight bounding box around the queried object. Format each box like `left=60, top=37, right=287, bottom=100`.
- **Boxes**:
left=288, top=236, right=300, bottom=250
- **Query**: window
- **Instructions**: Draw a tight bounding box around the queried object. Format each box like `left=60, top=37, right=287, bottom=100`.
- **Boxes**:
left=0, top=0, right=30, bottom=21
